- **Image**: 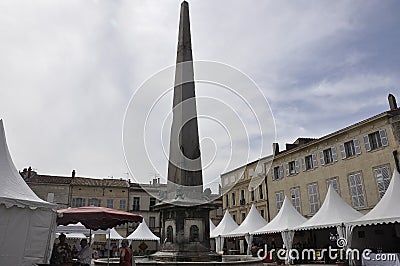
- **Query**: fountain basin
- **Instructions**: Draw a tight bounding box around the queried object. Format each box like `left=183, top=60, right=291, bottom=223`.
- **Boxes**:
left=94, top=255, right=263, bottom=266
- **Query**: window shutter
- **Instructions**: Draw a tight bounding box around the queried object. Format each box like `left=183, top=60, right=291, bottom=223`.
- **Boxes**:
left=271, top=167, right=275, bottom=181
left=319, top=151, right=325, bottom=165
left=312, top=153, right=318, bottom=168
left=379, top=129, right=388, bottom=147
left=354, top=138, right=361, bottom=155
left=279, top=165, right=284, bottom=179
left=301, top=157, right=306, bottom=172
left=331, top=146, right=338, bottom=162
left=364, top=135, right=371, bottom=151
left=295, top=159, right=299, bottom=173
left=339, top=143, right=346, bottom=159
left=286, top=163, right=290, bottom=176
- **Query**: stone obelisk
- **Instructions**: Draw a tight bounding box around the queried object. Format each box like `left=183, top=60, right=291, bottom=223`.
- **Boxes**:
left=152, top=1, right=220, bottom=262
left=167, top=0, right=203, bottom=202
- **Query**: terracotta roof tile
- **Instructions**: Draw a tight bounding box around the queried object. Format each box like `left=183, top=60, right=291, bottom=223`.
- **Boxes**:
left=26, top=175, right=73, bottom=184
left=71, top=177, right=129, bottom=188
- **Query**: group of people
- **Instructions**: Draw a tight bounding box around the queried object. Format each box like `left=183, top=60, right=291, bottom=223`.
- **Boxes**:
left=50, top=233, right=133, bottom=266
left=50, top=233, right=91, bottom=265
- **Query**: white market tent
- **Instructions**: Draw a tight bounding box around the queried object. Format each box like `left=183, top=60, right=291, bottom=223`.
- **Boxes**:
left=254, top=196, right=307, bottom=264
left=294, top=185, right=363, bottom=231
left=57, top=222, right=91, bottom=234
left=106, top=228, right=124, bottom=240
left=294, top=185, right=363, bottom=254
left=210, top=209, right=239, bottom=253
left=127, top=220, right=160, bottom=241
left=254, top=196, right=307, bottom=235
left=350, top=169, right=400, bottom=226
left=0, top=120, right=57, bottom=265
left=225, top=204, right=268, bottom=255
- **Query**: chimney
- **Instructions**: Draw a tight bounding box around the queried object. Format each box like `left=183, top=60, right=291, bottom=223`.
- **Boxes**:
left=388, top=94, right=397, bottom=110
left=72, top=170, right=76, bottom=178
left=28, top=166, right=32, bottom=178
left=273, top=143, right=279, bottom=155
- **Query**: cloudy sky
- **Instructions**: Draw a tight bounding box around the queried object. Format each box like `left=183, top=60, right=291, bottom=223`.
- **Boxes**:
left=0, top=1, right=399, bottom=190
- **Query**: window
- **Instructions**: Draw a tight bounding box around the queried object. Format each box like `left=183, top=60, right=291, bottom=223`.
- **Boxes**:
left=224, top=177, right=229, bottom=186
left=271, top=165, right=284, bottom=180
left=258, top=185, right=264, bottom=200
left=374, top=165, right=391, bottom=198
left=189, top=225, right=199, bottom=242
left=320, top=147, right=338, bottom=165
left=275, top=191, right=284, bottom=212
left=260, top=209, right=265, bottom=218
left=307, top=183, right=319, bottom=214
left=326, top=177, right=340, bottom=194
left=364, top=129, right=388, bottom=151
left=248, top=168, right=254, bottom=177
left=166, top=226, right=173, bottom=243
left=72, top=197, right=86, bottom=207
left=88, top=198, right=101, bottom=207
left=240, top=190, right=245, bottom=205
left=340, top=139, right=361, bottom=159
left=132, top=197, right=140, bottom=211
left=241, top=212, right=246, bottom=223
left=286, top=160, right=299, bottom=176
left=225, top=194, right=229, bottom=207
left=150, top=197, right=156, bottom=207
left=349, top=173, right=366, bottom=208
left=106, top=199, right=113, bottom=208
left=290, top=187, right=301, bottom=213
left=119, top=199, right=126, bottom=210
left=231, top=192, right=236, bottom=206
left=47, top=193, right=54, bottom=203
left=302, top=154, right=317, bottom=171
left=149, top=216, right=156, bottom=229
left=250, top=189, right=255, bottom=202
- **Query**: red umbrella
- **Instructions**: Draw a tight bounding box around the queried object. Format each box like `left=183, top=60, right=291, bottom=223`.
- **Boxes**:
left=57, top=206, right=143, bottom=230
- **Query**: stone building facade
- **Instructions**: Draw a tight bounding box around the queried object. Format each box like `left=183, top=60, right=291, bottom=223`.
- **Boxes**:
left=23, top=171, right=222, bottom=237
left=222, top=94, right=400, bottom=222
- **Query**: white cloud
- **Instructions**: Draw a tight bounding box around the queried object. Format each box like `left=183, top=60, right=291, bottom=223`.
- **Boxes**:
left=0, top=0, right=399, bottom=190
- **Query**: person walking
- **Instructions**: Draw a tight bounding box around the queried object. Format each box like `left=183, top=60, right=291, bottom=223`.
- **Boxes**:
left=119, top=239, right=133, bottom=266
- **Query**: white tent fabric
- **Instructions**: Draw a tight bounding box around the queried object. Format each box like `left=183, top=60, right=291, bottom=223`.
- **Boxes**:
left=294, top=185, right=363, bottom=231
left=106, top=228, right=124, bottom=240
left=57, top=222, right=91, bottom=234
left=350, top=169, right=400, bottom=226
left=254, top=196, right=307, bottom=235
left=0, top=120, right=57, bottom=266
left=225, top=204, right=268, bottom=237
left=253, top=196, right=307, bottom=265
left=225, top=204, right=268, bottom=255
left=210, top=210, right=238, bottom=238
left=210, top=209, right=239, bottom=254
left=127, top=220, right=160, bottom=241
left=210, top=219, right=216, bottom=233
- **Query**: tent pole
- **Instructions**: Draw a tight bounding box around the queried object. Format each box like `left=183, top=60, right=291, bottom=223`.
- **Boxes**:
left=108, top=230, right=110, bottom=266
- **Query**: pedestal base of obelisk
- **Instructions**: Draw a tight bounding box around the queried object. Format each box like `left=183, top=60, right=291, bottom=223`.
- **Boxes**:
left=151, top=203, right=221, bottom=262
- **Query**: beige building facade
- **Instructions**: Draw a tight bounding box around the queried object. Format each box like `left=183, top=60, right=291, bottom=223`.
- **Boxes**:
left=222, top=95, right=400, bottom=223
left=24, top=171, right=222, bottom=238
